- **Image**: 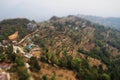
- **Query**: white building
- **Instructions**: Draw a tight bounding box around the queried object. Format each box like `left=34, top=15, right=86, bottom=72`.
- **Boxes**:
left=27, top=23, right=37, bottom=31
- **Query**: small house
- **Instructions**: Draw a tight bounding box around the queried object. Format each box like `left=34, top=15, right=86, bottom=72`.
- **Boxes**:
left=24, top=53, right=33, bottom=59
left=2, top=40, right=8, bottom=46
left=27, top=45, right=32, bottom=50
left=82, top=23, right=86, bottom=28
left=0, top=42, right=3, bottom=47
left=8, top=31, right=18, bottom=41
left=0, top=63, right=10, bottom=70
left=27, top=22, right=37, bottom=31
left=25, top=37, right=31, bottom=42
left=0, top=70, right=10, bottom=80
left=75, top=26, right=78, bottom=30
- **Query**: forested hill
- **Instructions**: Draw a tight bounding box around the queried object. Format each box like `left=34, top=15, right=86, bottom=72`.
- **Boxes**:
left=36, top=15, right=120, bottom=79
left=0, top=15, right=120, bottom=80
left=0, top=18, right=31, bottom=41
left=47, top=15, right=120, bottom=57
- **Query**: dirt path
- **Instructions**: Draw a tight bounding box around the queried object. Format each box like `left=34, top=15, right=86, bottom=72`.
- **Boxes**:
left=17, top=29, right=39, bottom=45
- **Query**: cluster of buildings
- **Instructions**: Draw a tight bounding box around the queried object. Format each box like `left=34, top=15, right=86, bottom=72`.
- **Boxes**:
left=27, top=22, right=37, bottom=31
left=23, top=34, right=41, bottom=58
left=0, top=63, right=10, bottom=80
left=0, top=22, right=41, bottom=80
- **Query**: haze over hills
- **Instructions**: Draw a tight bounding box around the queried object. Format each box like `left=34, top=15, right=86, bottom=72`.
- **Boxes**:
left=1, top=14, right=120, bottom=31
left=78, top=14, right=120, bottom=30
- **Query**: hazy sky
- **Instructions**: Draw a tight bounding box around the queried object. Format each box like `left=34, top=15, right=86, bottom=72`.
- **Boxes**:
left=0, top=0, right=120, bottom=21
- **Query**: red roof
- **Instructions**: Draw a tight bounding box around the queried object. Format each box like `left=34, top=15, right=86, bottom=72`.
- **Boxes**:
left=0, top=63, right=10, bottom=70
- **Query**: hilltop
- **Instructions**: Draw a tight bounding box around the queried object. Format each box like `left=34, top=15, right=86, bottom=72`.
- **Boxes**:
left=0, top=15, right=120, bottom=80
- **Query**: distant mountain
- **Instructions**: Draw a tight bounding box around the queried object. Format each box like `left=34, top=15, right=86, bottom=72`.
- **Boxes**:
left=78, top=15, right=120, bottom=30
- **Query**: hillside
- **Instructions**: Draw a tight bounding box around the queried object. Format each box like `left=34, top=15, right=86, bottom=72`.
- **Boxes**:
left=78, top=15, right=120, bottom=30
left=0, top=18, right=31, bottom=41
left=0, top=15, right=120, bottom=80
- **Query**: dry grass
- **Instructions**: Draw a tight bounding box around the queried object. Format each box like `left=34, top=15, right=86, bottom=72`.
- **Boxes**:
left=31, top=63, right=77, bottom=80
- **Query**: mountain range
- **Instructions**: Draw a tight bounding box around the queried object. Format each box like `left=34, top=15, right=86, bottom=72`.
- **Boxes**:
left=78, top=14, right=120, bottom=30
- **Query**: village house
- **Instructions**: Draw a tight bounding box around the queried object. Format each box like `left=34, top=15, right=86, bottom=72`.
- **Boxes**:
left=74, top=26, right=79, bottom=30
left=24, top=53, right=33, bottom=59
left=8, top=31, right=18, bottom=41
left=27, top=22, right=37, bottom=31
left=82, top=23, right=86, bottom=27
left=0, top=63, right=10, bottom=70
left=0, top=42, right=3, bottom=47
left=0, top=69, right=10, bottom=80
left=2, top=40, right=8, bottom=46
left=25, top=37, right=31, bottom=42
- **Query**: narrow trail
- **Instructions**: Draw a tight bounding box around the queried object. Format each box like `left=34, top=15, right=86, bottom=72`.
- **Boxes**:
left=16, top=29, right=39, bottom=45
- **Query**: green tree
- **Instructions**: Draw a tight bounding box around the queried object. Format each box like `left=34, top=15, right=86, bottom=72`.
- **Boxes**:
left=29, top=57, right=41, bottom=72
left=46, top=52, right=51, bottom=61
left=0, top=46, right=4, bottom=54
left=50, top=53, right=59, bottom=65
left=17, top=67, right=29, bottom=80
left=15, top=56, right=25, bottom=66
left=51, top=74, right=56, bottom=80
left=71, top=58, right=82, bottom=71
left=99, top=73, right=111, bottom=80
left=42, top=74, right=48, bottom=80
left=5, top=45, right=13, bottom=54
